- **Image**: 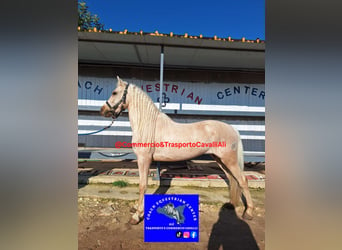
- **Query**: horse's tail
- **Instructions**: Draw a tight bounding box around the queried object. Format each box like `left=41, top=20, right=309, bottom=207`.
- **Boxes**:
left=229, top=128, right=244, bottom=207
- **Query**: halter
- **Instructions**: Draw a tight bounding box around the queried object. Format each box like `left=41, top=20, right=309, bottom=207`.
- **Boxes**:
left=105, top=83, right=129, bottom=118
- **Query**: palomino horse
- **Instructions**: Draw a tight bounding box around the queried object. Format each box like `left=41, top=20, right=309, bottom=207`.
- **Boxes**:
left=100, top=77, right=254, bottom=224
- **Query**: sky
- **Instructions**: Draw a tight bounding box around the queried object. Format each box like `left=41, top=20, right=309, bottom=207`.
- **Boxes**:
left=84, top=0, right=265, bottom=40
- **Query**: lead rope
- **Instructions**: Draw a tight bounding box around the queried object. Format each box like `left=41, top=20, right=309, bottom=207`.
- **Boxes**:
left=78, top=119, right=114, bottom=136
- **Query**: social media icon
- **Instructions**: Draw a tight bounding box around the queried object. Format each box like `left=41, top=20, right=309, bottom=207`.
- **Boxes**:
left=176, top=231, right=182, bottom=238
left=191, top=231, right=197, bottom=238
left=183, top=231, right=190, bottom=238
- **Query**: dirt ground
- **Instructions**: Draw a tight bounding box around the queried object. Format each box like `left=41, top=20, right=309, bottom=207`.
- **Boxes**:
left=78, top=185, right=265, bottom=250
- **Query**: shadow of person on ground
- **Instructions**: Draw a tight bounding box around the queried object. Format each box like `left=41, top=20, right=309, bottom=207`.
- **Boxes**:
left=208, top=203, right=259, bottom=250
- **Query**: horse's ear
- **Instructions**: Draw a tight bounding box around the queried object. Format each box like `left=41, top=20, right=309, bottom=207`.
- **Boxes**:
left=116, top=76, right=124, bottom=87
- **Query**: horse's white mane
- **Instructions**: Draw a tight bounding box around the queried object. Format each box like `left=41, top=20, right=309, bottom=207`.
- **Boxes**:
left=128, top=84, right=162, bottom=147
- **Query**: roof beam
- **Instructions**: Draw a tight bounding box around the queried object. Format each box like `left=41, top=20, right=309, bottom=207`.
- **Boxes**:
left=79, top=38, right=264, bottom=53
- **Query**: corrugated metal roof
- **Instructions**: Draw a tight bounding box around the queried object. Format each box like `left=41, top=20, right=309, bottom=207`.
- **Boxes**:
left=78, top=30, right=265, bottom=71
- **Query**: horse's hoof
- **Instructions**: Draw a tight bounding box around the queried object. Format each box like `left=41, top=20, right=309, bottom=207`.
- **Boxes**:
left=242, top=206, right=254, bottom=220
left=242, top=212, right=253, bottom=220
left=129, top=217, right=140, bottom=225
left=242, top=208, right=254, bottom=220
left=129, top=213, right=143, bottom=225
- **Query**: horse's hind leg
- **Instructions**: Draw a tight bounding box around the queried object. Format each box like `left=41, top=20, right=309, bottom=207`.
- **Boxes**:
left=213, top=154, right=254, bottom=220
left=129, top=154, right=152, bottom=225
left=226, top=161, right=254, bottom=219
left=212, top=155, right=240, bottom=205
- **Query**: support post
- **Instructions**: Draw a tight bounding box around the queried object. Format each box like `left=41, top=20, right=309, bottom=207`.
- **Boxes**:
left=156, top=45, right=164, bottom=181
left=159, top=45, right=164, bottom=110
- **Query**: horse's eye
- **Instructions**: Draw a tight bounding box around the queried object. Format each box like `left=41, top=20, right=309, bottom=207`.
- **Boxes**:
left=112, top=92, right=117, bottom=95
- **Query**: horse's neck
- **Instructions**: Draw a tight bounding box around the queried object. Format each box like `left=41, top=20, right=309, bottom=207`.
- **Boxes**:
left=156, top=112, right=173, bottom=126
left=126, top=91, right=160, bottom=139
left=127, top=94, right=172, bottom=140
left=127, top=108, right=141, bottom=134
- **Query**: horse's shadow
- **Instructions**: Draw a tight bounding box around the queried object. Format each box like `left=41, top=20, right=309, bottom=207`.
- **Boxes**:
left=153, top=178, right=172, bottom=194
left=208, top=203, right=259, bottom=250
left=152, top=161, right=248, bottom=207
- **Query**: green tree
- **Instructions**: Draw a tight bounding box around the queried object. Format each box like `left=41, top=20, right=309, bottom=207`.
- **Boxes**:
left=78, top=1, right=104, bottom=30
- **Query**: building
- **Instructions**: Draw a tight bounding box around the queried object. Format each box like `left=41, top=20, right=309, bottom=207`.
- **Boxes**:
left=78, top=30, right=265, bottom=162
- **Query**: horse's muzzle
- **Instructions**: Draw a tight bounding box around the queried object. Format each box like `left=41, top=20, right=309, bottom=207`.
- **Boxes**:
left=100, top=105, right=122, bottom=119
left=100, top=105, right=112, bottom=117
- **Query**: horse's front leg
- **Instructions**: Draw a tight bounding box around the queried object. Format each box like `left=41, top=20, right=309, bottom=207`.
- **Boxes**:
left=129, top=154, right=151, bottom=225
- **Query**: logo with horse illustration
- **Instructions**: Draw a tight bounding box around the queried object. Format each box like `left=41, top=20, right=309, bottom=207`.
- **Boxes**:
left=157, top=202, right=186, bottom=224
left=144, top=194, right=199, bottom=242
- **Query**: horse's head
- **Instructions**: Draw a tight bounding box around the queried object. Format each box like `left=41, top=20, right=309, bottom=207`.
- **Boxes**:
left=100, top=76, right=129, bottom=119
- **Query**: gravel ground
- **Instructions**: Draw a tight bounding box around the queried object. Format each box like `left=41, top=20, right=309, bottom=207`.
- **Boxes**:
left=78, top=185, right=265, bottom=250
